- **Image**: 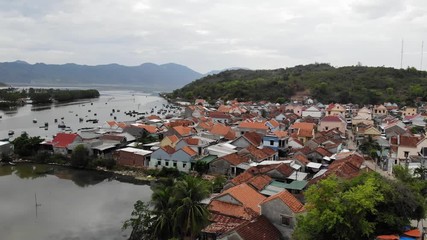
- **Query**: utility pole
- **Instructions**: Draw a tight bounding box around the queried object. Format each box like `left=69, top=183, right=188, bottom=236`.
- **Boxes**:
left=401, top=39, right=404, bottom=69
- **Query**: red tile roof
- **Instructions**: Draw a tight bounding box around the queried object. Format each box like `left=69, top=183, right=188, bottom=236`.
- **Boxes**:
left=261, top=190, right=305, bottom=213
left=243, top=132, right=262, bottom=146
left=220, top=153, right=249, bottom=166
left=248, top=175, right=272, bottom=191
left=221, top=216, right=281, bottom=240
left=209, top=200, right=259, bottom=220
left=134, top=124, right=158, bottom=134
left=314, top=147, right=332, bottom=157
left=161, top=145, right=175, bottom=154
left=209, top=111, right=232, bottom=119
left=243, top=145, right=276, bottom=162
left=52, top=133, right=79, bottom=148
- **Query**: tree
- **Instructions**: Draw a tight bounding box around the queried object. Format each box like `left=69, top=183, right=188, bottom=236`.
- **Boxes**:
left=294, top=174, right=384, bottom=239
left=12, top=133, right=44, bottom=157
left=124, top=175, right=211, bottom=240
left=70, top=144, right=90, bottom=168
left=1, top=153, right=11, bottom=163
left=192, top=161, right=209, bottom=176
left=173, top=175, right=211, bottom=239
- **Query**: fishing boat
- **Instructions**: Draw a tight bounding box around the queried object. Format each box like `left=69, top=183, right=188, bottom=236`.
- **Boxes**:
left=8, top=130, right=14, bottom=135
left=33, top=119, right=37, bottom=123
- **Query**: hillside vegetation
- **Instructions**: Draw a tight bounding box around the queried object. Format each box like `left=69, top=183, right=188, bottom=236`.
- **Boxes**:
left=169, top=63, right=427, bottom=105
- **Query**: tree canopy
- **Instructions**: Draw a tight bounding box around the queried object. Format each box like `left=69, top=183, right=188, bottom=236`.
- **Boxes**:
left=168, top=63, right=427, bottom=105
left=294, top=172, right=426, bottom=239
left=124, top=175, right=211, bottom=240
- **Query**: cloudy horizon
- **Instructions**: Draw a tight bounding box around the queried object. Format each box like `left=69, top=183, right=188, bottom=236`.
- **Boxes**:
left=1, top=0, right=426, bottom=73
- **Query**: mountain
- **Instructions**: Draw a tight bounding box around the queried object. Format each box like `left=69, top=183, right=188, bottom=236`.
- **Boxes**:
left=203, top=67, right=250, bottom=76
left=169, top=63, right=427, bottom=105
left=0, top=61, right=203, bottom=90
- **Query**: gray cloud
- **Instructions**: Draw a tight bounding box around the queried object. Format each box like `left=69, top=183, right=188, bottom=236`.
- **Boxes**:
left=0, top=0, right=426, bottom=72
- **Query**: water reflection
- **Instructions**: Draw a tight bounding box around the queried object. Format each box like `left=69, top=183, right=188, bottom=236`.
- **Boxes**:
left=0, top=164, right=152, bottom=240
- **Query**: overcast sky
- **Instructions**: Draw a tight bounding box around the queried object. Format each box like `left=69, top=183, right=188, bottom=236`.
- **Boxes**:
left=0, top=0, right=426, bottom=73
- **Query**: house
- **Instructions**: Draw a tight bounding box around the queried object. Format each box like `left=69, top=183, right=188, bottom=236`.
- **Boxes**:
left=209, top=153, right=250, bottom=176
left=208, top=123, right=236, bottom=141
left=231, top=132, right=263, bottom=149
left=352, top=107, right=374, bottom=127
left=0, top=141, right=13, bottom=156
left=217, top=216, right=281, bottom=240
left=247, top=163, right=295, bottom=182
left=160, top=134, right=180, bottom=148
left=355, top=125, right=382, bottom=140
left=149, top=145, right=197, bottom=172
left=325, top=103, right=346, bottom=117
left=262, top=131, right=288, bottom=152
left=289, top=122, right=315, bottom=144
left=402, top=107, right=417, bottom=117
left=175, top=137, right=210, bottom=156
left=318, top=115, right=346, bottom=133
left=301, top=106, right=322, bottom=119
left=169, top=125, right=195, bottom=138
left=237, top=121, right=269, bottom=136
left=287, top=137, right=304, bottom=149
left=224, top=172, right=272, bottom=191
left=260, top=190, right=305, bottom=239
left=239, top=145, right=278, bottom=162
left=391, top=135, right=427, bottom=160
left=115, top=147, right=152, bottom=167
left=373, top=104, right=388, bottom=117
left=51, top=133, right=82, bottom=155
left=209, top=111, right=233, bottom=124
left=202, top=183, right=267, bottom=239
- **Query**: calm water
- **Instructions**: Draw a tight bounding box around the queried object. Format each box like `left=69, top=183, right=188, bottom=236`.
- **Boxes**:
left=0, top=89, right=169, bottom=140
left=0, top=164, right=152, bottom=240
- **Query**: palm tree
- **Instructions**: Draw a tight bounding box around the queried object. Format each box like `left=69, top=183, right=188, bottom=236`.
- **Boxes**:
left=173, top=175, right=211, bottom=239
left=150, top=186, right=176, bottom=240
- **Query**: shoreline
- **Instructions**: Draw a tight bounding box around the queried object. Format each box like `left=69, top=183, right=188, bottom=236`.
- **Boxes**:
left=3, top=160, right=154, bottom=185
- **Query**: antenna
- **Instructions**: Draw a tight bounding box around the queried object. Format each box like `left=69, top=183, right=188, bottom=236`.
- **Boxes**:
left=400, top=39, right=404, bottom=69
left=421, top=41, right=424, bottom=71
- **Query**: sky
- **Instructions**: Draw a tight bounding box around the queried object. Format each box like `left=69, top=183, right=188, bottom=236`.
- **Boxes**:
left=0, top=0, right=426, bottom=73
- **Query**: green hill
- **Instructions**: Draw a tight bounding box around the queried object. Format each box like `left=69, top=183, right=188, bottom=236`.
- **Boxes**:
left=168, top=63, right=427, bottom=105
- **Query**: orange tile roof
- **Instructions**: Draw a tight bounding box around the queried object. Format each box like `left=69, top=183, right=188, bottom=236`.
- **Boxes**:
left=167, top=134, right=179, bottom=144
left=147, top=115, right=161, bottom=120
left=134, top=124, right=158, bottom=134
left=261, top=190, right=305, bottom=213
left=218, top=183, right=266, bottom=214
left=117, top=122, right=127, bottom=128
left=298, top=128, right=314, bottom=138
left=268, top=119, right=280, bottom=128
left=210, top=123, right=231, bottom=136
left=291, top=122, right=315, bottom=131
left=185, top=137, right=199, bottom=145
left=173, top=125, right=193, bottom=136
left=107, top=121, right=117, bottom=127
left=238, top=121, right=268, bottom=130
left=198, top=121, right=214, bottom=130
left=218, top=105, right=232, bottom=113
left=181, top=146, right=197, bottom=156
left=273, top=130, right=288, bottom=138
left=209, top=200, right=259, bottom=220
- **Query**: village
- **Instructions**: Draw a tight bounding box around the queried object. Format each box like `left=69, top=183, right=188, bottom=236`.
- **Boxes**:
left=0, top=96, right=426, bottom=240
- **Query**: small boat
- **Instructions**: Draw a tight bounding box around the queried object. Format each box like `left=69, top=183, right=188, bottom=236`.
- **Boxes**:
left=8, top=130, right=14, bottom=135
left=44, top=122, right=48, bottom=127
left=33, top=119, right=37, bottom=123
left=58, top=122, right=66, bottom=128
left=54, top=119, right=58, bottom=123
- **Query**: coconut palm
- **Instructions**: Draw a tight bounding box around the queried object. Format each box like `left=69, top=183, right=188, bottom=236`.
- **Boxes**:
left=173, top=175, right=211, bottom=239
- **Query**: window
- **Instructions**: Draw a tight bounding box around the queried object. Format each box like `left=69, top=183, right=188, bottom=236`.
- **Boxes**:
left=165, top=161, right=169, bottom=166
left=183, top=163, right=187, bottom=168
left=173, top=161, right=177, bottom=167
left=270, top=140, right=274, bottom=146
left=281, top=215, right=292, bottom=226
left=325, top=126, right=329, bottom=130
left=404, top=151, right=409, bottom=159
left=157, top=161, right=161, bottom=166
